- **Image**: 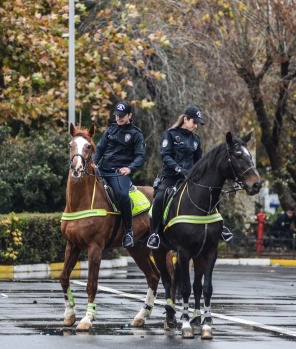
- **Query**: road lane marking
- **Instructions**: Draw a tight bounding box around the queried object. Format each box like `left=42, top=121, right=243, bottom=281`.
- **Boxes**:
left=71, top=280, right=296, bottom=338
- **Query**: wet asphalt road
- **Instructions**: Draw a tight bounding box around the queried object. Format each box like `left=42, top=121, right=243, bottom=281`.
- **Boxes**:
left=0, top=262, right=296, bottom=349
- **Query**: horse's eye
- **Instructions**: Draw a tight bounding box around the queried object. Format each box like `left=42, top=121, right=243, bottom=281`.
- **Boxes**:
left=234, top=151, right=242, bottom=157
left=87, top=145, right=91, bottom=149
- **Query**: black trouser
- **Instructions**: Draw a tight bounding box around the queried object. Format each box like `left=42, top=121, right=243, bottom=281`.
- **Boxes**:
left=99, top=168, right=132, bottom=232
left=152, top=176, right=182, bottom=233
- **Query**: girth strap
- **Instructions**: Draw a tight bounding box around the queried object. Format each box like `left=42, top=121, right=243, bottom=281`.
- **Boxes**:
left=104, top=214, right=121, bottom=250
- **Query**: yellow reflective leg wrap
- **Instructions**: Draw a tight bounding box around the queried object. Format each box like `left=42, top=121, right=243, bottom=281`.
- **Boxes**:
left=67, top=288, right=75, bottom=307
left=193, top=309, right=201, bottom=318
left=87, top=303, right=97, bottom=318
left=166, top=298, right=175, bottom=308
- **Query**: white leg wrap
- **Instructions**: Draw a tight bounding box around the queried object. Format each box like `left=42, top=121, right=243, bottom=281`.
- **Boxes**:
left=182, top=302, right=189, bottom=315
left=134, top=288, right=156, bottom=320
left=203, top=306, right=212, bottom=318
left=80, top=311, right=95, bottom=326
left=64, top=301, right=76, bottom=318
left=145, top=288, right=156, bottom=308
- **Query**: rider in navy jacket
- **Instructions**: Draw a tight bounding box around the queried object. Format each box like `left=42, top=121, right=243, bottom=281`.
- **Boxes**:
left=147, top=105, right=233, bottom=249
left=93, top=121, right=145, bottom=173
left=92, top=102, right=146, bottom=248
left=161, top=127, right=202, bottom=178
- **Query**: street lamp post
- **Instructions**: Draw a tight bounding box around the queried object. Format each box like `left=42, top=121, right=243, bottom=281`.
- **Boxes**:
left=68, top=0, right=75, bottom=129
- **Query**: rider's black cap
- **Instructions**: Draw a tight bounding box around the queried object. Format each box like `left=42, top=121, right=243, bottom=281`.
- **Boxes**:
left=113, top=102, right=132, bottom=117
left=184, top=105, right=204, bottom=125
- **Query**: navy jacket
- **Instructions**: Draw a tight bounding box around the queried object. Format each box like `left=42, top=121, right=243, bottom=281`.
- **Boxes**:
left=161, top=127, right=202, bottom=177
left=93, top=122, right=146, bottom=173
left=273, top=213, right=294, bottom=232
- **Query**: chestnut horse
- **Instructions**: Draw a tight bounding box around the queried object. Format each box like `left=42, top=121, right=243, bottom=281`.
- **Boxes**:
left=59, top=124, right=172, bottom=331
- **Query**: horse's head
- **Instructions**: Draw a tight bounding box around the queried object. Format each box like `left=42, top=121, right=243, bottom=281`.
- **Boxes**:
left=226, top=132, right=261, bottom=195
left=69, top=123, right=95, bottom=178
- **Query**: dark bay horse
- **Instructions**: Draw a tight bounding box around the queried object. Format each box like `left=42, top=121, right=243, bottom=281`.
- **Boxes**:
left=152, top=132, right=261, bottom=339
left=60, top=124, right=172, bottom=331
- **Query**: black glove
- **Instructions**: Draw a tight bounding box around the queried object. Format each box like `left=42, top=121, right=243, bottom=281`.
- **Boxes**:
left=180, top=168, right=189, bottom=178
left=175, top=167, right=188, bottom=178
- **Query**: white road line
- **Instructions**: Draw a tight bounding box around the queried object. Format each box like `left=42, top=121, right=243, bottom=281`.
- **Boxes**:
left=71, top=280, right=296, bottom=338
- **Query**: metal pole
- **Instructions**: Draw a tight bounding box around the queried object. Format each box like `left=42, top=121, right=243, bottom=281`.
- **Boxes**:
left=68, top=0, right=75, bottom=129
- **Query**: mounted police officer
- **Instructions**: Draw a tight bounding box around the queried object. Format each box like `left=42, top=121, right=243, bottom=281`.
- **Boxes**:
left=147, top=105, right=233, bottom=249
left=92, top=102, right=146, bottom=248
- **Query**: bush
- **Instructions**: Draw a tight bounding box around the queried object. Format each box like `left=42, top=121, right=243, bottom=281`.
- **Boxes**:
left=0, top=212, right=23, bottom=264
left=0, top=126, right=69, bottom=214
left=0, top=213, right=119, bottom=265
left=0, top=213, right=66, bottom=265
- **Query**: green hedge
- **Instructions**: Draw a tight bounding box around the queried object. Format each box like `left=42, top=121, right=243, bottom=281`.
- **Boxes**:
left=0, top=213, right=66, bottom=265
left=0, top=213, right=121, bottom=265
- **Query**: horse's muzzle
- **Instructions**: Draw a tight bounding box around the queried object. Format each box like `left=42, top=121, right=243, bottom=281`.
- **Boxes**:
left=244, top=180, right=262, bottom=195
left=71, top=169, right=83, bottom=178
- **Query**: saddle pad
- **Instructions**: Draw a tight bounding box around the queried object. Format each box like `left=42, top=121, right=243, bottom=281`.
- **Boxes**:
left=130, top=189, right=151, bottom=216
left=148, top=198, right=172, bottom=222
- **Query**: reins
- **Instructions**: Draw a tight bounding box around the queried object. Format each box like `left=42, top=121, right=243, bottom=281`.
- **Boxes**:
left=185, top=180, right=242, bottom=215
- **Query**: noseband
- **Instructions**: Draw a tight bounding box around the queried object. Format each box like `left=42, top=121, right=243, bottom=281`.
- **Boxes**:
left=70, top=153, right=91, bottom=175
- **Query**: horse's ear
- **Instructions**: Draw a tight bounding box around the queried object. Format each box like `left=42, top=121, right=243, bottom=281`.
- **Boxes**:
left=88, top=124, right=95, bottom=138
left=70, top=123, right=75, bottom=137
left=241, top=132, right=252, bottom=144
left=226, top=131, right=233, bottom=146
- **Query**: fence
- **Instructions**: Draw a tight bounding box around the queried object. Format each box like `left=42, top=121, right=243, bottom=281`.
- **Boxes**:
left=220, top=225, right=296, bottom=259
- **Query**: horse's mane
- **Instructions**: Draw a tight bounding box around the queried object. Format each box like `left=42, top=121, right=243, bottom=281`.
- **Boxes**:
left=188, top=142, right=227, bottom=180
left=71, top=126, right=96, bottom=152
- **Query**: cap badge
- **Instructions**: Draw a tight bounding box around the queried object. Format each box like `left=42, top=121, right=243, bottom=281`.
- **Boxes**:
left=117, top=103, right=125, bottom=111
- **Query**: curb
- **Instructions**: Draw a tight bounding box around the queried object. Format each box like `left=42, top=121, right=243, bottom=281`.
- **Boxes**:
left=1, top=257, right=296, bottom=279
left=0, top=256, right=128, bottom=280
left=215, top=258, right=296, bottom=267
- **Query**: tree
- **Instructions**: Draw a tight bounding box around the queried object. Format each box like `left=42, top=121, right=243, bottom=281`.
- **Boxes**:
left=0, top=1, right=166, bottom=130
left=145, top=0, right=296, bottom=208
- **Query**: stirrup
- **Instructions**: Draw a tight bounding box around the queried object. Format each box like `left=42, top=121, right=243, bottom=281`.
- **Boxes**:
left=147, top=233, right=160, bottom=249
left=221, top=226, right=233, bottom=242
left=122, top=231, right=134, bottom=248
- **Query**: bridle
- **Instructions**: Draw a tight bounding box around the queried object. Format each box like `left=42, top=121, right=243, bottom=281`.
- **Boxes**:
left=226, top=143, right=256, bottom=189
left=69, top=135, right=93, bottom=177
left=185, top=142, right=256, bottom=214
left=69, top=153, right=92, bottom=175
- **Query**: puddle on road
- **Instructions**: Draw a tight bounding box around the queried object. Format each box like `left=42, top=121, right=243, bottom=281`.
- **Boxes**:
left=39, top=323, right=177, bottom=337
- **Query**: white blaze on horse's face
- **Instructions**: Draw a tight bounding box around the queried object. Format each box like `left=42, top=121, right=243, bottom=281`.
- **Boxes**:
left=70, top=136, right=92, bottom=178
left=231, top=143, right=261, bottom=195
left=241, top=146, right=250, bottom=157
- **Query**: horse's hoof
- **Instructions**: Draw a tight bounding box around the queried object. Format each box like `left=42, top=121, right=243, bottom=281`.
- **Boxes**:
left=164, top=317, right=177, bottom=330
left=182, top=322, right=194, bottom=339
left=191, top=324, right=201, bottom=335
left=63, top=315, right=76, bottom=327
left=190, top=315, right=201, bottom=335
left=201, top=324, right=213, bottom=339
left=76, top=320, right=92, bottom=331
left=131, top=318, right=145, bottom=327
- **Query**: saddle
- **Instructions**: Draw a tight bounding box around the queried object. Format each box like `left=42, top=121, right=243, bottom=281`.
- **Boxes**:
left=162, top=179, right=185, bottom=224
left=149, top=179, right=185, bottom=223
left=100, top=177, right=150, bottom=217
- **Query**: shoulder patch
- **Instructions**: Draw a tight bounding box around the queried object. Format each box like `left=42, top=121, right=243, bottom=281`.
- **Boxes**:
left=162, top=139, right=168, bottom=148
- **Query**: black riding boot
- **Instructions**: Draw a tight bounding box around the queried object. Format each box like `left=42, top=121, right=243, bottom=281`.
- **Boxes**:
left=147, top=195, right=163, bottom=249
left=121, top=200, right=134, bottom=248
